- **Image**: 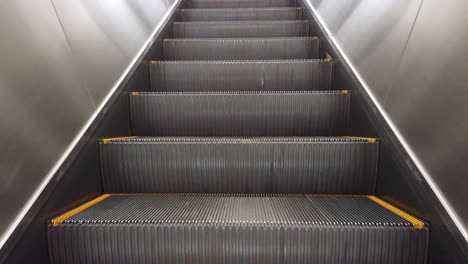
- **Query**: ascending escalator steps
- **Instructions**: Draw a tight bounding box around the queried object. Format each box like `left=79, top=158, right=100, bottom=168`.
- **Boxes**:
left=130, top=91, right=349, bottom=136
left=99, top=137, right=378, bottom=193
left=186, top=0, right=296, bottom=8
left=163, top=37, right=319, bottom=60
left=149, top=60, right=332, bottom=91
left=180, top=7, right=303, bottom=21
left=49, top=194, right=428, bottom=264
left=173, top=21, right=309, bottom=38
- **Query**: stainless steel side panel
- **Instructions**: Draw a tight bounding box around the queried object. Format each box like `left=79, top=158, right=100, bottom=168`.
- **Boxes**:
left=0, top=0, right=178, bottom=251
left=307, top=0, right=468, bottom=234
left=0, top=0, right=95, bottom=246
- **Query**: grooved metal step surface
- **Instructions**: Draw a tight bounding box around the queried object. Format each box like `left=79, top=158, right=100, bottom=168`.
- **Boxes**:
left=163, top=37, right=319, bottom=60
left=173, top=21, right=309, bottom=38
left=186, top=0, right=296, bottom=8
left=149, top=60, right=332, bottom=91
left=180, top=7, right=303, bottom=21
left=49, top=194, right=428, bottom=264
left=130, top=91, right=349, bottom=136
left=100, top=137, right=378, bottom=193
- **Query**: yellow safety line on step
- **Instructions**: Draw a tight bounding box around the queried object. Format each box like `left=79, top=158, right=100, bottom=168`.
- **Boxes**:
left=150, top=61, right=158, bottom=64
left=51, top=194, right=112, bottom=226
left=131, top=92, right=140, bottom=96
left=344, top=136, right=378, bottom=143
left=101, top=136, right=137, bottom=144
left=368, top=196, right=425, bottom=230
left=341, top=90, right=349, bottom=94
left=324, top=58, right=332, bottom=63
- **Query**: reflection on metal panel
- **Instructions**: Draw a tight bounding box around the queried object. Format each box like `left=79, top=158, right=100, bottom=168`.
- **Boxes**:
left=51, top=0, right=175, bottom=105
left=0, top=0, right=178, bottom=251
left=306, top=0, right=467, bottom=239
left=385, top=0, right=468, bottom=231
left=0, top=0, right=95, bottom=247
left=311, top=0, right=422, bottom=103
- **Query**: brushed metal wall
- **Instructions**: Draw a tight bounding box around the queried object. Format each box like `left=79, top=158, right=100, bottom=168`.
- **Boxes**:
left=0, top=0, right=178, bottom=250
left=306, top=0, right=468, bottom=240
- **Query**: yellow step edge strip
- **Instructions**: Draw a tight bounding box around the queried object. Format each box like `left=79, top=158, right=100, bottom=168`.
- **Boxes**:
left=101, top=136, right=137, bottom=144
left=368, top=195, right=425, bottom=230
left=51, top=194, right=112, bottom=226
left=341, top=90, right=349, bottom=94
left=344, top=136, right=378, bottom=143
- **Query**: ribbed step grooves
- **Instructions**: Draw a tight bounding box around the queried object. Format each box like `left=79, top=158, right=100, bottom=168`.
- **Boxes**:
left=186, top=0, right=296, bottom=8
left=49, top=194, right=428, bottom=264
left=100, top=137, right=378, bottom=193
left=163, top=37, right=319, bottom=60
left=149, top=60, right=332, bottom=91
left=180, top=7, right=303, bottom=21
left=173, top=21, right=309, bottom=38
left=130, top=91, right=349, bottom=136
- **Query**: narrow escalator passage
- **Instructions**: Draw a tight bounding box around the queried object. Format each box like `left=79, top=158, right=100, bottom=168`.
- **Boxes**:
left=48, top=0, right=428, bottom=263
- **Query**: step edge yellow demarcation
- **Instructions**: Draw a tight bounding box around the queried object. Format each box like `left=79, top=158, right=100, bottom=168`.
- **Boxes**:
left=101, top=136, right=137, bottom=144
left=344, top=136, right=378, bottom=143
left=341, top=90, right=349, bottom=94
left=51, top=194, right=112, bottom=226
left=368, top=195, right=425, bottom=230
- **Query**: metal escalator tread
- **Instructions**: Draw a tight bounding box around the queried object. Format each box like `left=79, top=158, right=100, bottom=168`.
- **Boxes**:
left=99, top=137, right=378, bottom=193
left=186, top=0, right=296, bottom=8
left=163, top=37, right=319, bottom=60
left=130, top=91, right=349, bottom=136
left=173, top=21, right=309, bottom=38
left=49, top=194, right=428, bottom=264
left=149, top=59, right=332, bottom=91
left=180, top=7, right=303, bottom=21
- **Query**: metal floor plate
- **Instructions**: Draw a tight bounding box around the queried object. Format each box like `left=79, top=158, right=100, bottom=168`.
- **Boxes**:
left=180, top=7, right=303, bottom=21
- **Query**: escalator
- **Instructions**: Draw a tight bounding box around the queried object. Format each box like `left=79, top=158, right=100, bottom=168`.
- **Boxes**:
left=46, top=0, right=429, bottom=263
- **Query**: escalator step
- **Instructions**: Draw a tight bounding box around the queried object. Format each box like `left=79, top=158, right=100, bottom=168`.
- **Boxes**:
left=180, top=7, right=303, bottom=21
left=130, top=91, right=349, bottom=136
left=186, top=0, right=296, bottom=8
left=163, top=37, right=319, bottom=60
left=100, top=137, right=378, bottom=193
left=173, top=21, right=309, bottom=38
left=149, top=59, right=332, bottom=91
left=49, top=194, right=428, bottom=264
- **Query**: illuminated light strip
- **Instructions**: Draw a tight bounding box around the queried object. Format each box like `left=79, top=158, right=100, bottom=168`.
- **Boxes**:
left=304, top=0, right=467, bottom=241
left=0, top=0, right=183, bottom=251
left=51, top=194, right=111, bottom=226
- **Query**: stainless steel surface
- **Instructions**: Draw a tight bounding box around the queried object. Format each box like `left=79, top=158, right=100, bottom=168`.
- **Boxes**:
left=150, top=60, right=332, bottom=91
left=306, top=0, right=468, bottom=237
left=0, top=0, right=178, bottom=251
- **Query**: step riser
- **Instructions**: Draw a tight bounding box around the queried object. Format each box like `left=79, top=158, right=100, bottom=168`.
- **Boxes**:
left=150, top=61, right=332, bottom=91
left=180, top=8, right=303, bottom=21
left=50, top=225, right=426, bottom=264
left=100, top=140, right=378, bottom=193
left=163, top=38, right=319, bottom=60
left=130, top=93, right=349, bottom=136
left=173, top=21, right=309, bottom=38
left=187, top=0, right=296, bottom=8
